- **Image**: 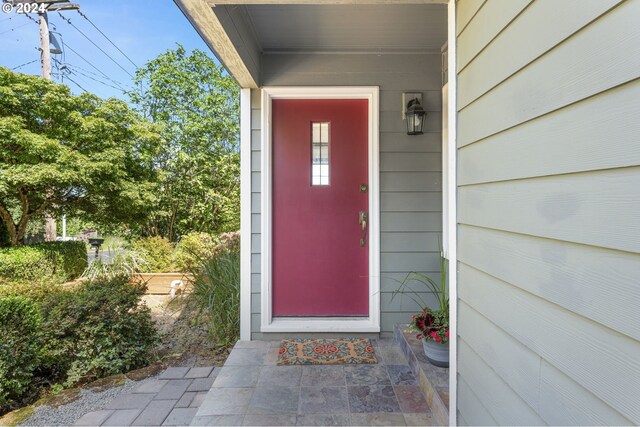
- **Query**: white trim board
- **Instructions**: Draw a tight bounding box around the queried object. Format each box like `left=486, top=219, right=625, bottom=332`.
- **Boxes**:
left=239, top=88, right=252, bottom=341
left=446, top=0, right=458, bottom=425
left=260, top=86, right=381, bottom=333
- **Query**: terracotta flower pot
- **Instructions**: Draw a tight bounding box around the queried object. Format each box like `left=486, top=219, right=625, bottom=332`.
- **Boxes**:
left=422, top=338, right=449, bottom=368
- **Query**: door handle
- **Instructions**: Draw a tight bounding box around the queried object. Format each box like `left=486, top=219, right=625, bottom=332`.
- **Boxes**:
left=359, top=211, right=368, bottom=247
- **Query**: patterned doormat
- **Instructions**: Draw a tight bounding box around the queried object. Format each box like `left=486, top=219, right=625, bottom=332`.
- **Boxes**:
left=277, top=338, right=377, bottom=365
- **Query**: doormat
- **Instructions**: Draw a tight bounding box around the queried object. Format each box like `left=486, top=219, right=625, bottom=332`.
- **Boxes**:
left=277, top=338, right=377, bottom=365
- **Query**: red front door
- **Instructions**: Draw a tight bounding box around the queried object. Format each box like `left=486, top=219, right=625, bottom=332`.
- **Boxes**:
left=272, top=99, right=369, bottom=316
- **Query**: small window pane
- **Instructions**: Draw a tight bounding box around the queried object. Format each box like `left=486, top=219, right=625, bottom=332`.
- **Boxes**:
left=320, top=123, right=329, bottom=143
left=312, top=123, right=321, bottom=143
left=311, top=122, right=330, bottom=186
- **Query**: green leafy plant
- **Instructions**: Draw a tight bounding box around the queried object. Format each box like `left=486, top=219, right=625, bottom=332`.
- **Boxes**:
left=82, top=250, right=149, bottom=281
left=0, top=296, right=41, bottom=408
left=393, top=255, right=449, bottom=343
left=129, top=45, right=240, bottom=239
left=130, top=236, right=174, bottom=272
left=411, top=307, right=449, bottom=344
left=38, top=275, right=158, bottom=386
left=0, top=241, right=87, bottom=284
left=173, top=232, right=217, bottom=272
left=0, top=67, right=162, bottom=246
left=188, top=248, right=240, bottom=349
left=101, top=236, right=128, bottom=254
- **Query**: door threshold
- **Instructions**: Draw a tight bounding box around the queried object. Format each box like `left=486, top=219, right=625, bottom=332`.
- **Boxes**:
left=261, top=317, right=380, bottom=333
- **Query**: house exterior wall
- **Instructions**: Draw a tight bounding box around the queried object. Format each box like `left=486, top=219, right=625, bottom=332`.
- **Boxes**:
left=455, top=0, right=640, bottom=425
left=249, top=53, right=444, bottom=339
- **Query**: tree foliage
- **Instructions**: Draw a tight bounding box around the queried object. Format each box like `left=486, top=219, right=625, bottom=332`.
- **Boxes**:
left=0, top=67, right=162, bottom=245
left=129, top=45, right=240, bottom=239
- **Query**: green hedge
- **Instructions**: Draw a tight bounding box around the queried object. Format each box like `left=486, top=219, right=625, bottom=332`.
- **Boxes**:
left=0, top=241, right=87, bottom=284
left=38, top=275, right=158, bottom=386
left=0, top=296, right=41, bottom=408
left=130, top=236, right=174, bottom=273
left=174, top=232, right=217, bottom=272
left=0, top=276, right=158, bottom=411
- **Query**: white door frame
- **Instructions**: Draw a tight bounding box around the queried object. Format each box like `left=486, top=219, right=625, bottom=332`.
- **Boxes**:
left=259, top=86, right=380, bottom=333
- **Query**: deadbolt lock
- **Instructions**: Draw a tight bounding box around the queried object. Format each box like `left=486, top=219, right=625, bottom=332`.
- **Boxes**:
left=360, top=183, right=368, bottom=192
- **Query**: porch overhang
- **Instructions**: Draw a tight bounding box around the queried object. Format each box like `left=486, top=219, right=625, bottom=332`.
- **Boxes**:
left=174, top=0, right=448, bottom=88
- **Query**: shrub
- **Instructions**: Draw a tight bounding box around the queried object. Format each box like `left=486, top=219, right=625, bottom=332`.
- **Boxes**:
left=216, top=231, right=240, bottom=254
left=38, top=275, right=158, bottom=386
left=173, top=232, right=217, bottom=272
left=0, top=296, right=41, bottom=408
left=188, top=247, right=240, bottom=349
left=82, top=250, right=149, bottom=281
left=0, top=241, right=87, bottom=284
left=130, top=236, right=174, bottom=272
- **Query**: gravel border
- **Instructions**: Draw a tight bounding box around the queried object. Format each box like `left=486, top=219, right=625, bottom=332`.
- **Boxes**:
left=19, top=379, right=140, bottom=426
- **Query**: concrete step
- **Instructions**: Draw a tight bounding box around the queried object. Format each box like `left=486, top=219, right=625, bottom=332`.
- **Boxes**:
left=395, top=324, right=449, bottom=426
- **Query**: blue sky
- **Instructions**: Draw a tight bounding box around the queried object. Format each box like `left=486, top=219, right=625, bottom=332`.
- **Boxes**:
left=0, top=0, right=215, bottom=100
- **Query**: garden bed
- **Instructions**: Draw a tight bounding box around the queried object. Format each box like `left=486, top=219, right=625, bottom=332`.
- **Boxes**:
left=132, top=273, right=194, bottom=295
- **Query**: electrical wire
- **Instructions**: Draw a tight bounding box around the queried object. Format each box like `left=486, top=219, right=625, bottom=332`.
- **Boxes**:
left=0, top=22, right=30, bottom=35
left=21, top=13, right=38, bottom=24
left=76, top=10, right=138, bottom=69
left=64, top=74, right=89, bottom=92
left=11, top=58, right=39, bottom=70
left=62, top=61, right=128, bottom=90
left=62, top=42, right=128, bottom=92
left=55, top=59, right=128, bottom=93
left=57, top=12, right=134, bottom=78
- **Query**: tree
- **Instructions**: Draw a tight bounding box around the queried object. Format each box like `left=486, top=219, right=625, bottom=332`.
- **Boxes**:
left=0, top=67, right=162, bottom=245
left=129, top=45, right=240, bottom=240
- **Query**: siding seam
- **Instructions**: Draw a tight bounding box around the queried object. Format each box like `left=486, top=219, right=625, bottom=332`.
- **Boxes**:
left=457, top=0, right=534, bottom=74
left=459, top=333, right=544, bottom=423
left=457, top=1, right=626, bottom=114
left=457, top=74, right=640, bottom=149
left=459, top=220, right=639, bottom=263
left=456, top=347, right=498, bottom=425
left=457, top=162, right=640, bottom=187
left=459, top=261, right=640, bottom=366
left=456, top=0, right=488, bottom=38
left=458, top=289, right=630, bottom=424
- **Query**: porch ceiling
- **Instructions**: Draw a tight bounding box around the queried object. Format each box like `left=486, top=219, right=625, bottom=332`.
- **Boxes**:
left=174, top=0, right=447, bottom=87
left=244, top=4, right=447, bottom=54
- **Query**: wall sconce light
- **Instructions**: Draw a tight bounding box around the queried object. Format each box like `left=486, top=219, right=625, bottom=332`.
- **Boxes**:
left=402, top=92, right=426, bottom=135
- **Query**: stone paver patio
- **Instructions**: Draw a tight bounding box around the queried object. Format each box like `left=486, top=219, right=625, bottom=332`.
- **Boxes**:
left=74, top=367, right=218, bottom=426
left=73, top=338, right=435, bottom=426
left=193, top=339, right=435, bottom=426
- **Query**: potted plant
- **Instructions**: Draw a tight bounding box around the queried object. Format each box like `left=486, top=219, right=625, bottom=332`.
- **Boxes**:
left=411, top=305, right=449, bottom=367
left=394, top=255, right=449, bottom=367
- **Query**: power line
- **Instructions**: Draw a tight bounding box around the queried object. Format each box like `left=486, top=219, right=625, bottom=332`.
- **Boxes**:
left=63, top=61, right=128, bottom=90
left=64, top=74, right=89, bottom=92
left=56, top=60, right=128, bottom=93
left=62, top=42, right=128, bottom=92
left=57, top=12, right=134, bottom=78
left=0, top=22, right=31, bottom=35
left=11, top=58, right=39, bottom=70
left=76, top=10, right=138, bottom=69
left=21, top=13, right=38, bottom=24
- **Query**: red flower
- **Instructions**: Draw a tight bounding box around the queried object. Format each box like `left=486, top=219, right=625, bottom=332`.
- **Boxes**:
left=445, top=331, right=449, bottom=338
left=430, top=331, right=437, bottom=338
left=436, top=335, right=442, bottom=343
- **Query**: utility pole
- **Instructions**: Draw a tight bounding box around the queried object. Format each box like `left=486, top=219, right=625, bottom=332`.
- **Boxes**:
left=19, top=0, right=80, bottom=240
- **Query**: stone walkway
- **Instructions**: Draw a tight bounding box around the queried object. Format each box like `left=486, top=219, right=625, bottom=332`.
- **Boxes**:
left=73, top=366, right=218, bottom=426
left=193, top=339, right=435, bottom=426
left=71, top=338, right=435, bottom=426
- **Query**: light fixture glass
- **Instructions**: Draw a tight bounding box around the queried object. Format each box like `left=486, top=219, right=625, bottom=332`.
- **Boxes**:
left=405, top=98, right=426, bottom=135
